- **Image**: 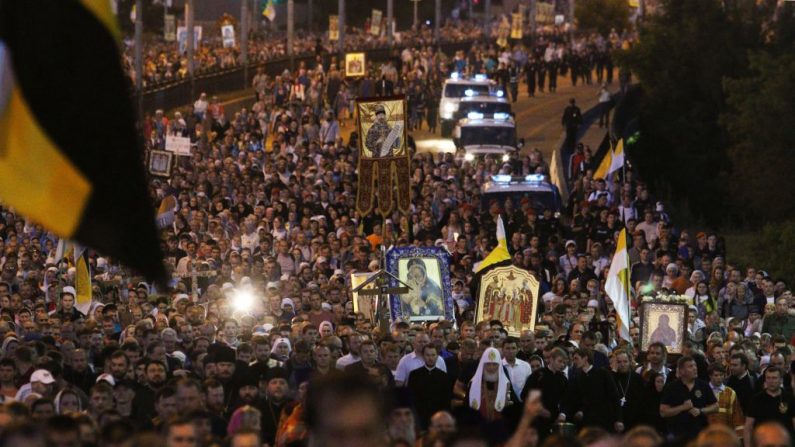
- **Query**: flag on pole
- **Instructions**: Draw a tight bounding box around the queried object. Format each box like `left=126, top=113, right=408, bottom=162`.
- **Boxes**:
left=593, top=144, right=613, bottom=179
left=608, top=138, right=625, bottom=175
left=263, top=0, right=276, bottom=21
left=473, top=215, right=512, bottom=273
left=0, top=0, right=166, bottom=283
left=605, top=228, right=632, bottom=342
left=74, top=244, right=92, bottom=316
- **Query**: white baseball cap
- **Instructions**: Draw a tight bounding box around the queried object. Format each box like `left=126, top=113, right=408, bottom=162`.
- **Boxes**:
left=31, top=369, right=55, bottom=385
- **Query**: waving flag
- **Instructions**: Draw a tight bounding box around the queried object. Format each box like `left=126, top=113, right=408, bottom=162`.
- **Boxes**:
left=605, top=228, right=631, bottom=342
left=474, top=215, right=512, bottom=273
left=263, top=0, right=276, bottom=21
left=0, top=0, right=165, bottom=283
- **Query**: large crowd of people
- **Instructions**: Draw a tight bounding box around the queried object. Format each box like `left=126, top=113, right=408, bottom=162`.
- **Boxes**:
left=0, top=11, right=792, bottom=447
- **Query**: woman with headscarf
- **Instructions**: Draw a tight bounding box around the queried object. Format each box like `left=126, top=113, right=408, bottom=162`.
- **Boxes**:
left=54, top=387, right=87, bottom=415
left=318, top=321, right=334, bottom=338
left=270, top=337, right=292, bottom=363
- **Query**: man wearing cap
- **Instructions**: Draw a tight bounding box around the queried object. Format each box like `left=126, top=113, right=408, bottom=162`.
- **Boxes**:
left=50, top=287, right=84, bottom=322
left=15, top=368, right=56, bottom=401
left=365, top=103, right=401, bottom=158
left=259, top=367, right=292, bottom=446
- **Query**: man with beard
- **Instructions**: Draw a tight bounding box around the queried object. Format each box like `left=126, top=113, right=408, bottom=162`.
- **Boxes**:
left=459, top=347, right=521, bottom=442
left=132, top=359, right=168, bottom=427
left=611, top=349, right=646, bottom=433
left=388, top=389, right=418, bottom=446
left=230, top=370, right=261, bottom=415
left=521, top=347, right=569, bottom=442
left=212, top=346, right=240, bottom=410
left=259, top=367, right=291, bottom=446
left=63, top=349, right=96, bottom=395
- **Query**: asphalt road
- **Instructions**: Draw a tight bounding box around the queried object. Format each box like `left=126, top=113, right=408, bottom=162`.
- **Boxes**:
left=217, top=72, right=611, bottom=161
left=412, top=74, right=611, bottom=159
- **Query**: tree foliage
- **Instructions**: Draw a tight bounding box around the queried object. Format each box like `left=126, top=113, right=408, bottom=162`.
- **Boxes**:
left=722, top=52, right=795, bottom=223
left=618, top=0, right=754, bottom=227
left=575, top=0, right=631, bottom=36
left=728, top=220, right=795, bottom=283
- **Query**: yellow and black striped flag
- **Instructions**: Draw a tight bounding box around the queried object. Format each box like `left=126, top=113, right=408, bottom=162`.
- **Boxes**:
left=0, top=0, right=166, bottom=283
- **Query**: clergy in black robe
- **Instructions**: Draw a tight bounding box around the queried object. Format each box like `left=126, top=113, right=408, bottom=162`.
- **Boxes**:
left=521, top=347, right=569, bottom=441
left=565, top=348, right=618, bottom=431
left=407, top=345, right=453, bottom=429
left=611, top=350, right=648, bottom=432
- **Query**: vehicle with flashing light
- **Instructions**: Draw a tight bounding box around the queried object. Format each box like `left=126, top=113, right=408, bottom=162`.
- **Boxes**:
left=452, top=116, right=520, bottom=163
left=439, top=73, right=503, bottom=137
left=452, top=95, right=512, bottom=122
left=480, top=174, right=563, bottom=215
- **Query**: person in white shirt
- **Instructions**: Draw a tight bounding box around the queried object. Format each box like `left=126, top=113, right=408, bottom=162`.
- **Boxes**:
left=395, top=332, right=447, bottom=386
left=501, top=337, right=531, bottom=399
left=335, top=333, right=362, bottom=370
left=193, top=92, right=208, bottom=120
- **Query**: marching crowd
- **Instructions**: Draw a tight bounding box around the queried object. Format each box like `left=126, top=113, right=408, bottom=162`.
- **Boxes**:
left=123, top=21, right=484, bottom=90
left=0, top=15, right=791, bottom=447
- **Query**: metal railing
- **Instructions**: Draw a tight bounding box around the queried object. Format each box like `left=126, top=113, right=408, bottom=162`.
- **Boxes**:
left=141, top=41, right=476, bottom=112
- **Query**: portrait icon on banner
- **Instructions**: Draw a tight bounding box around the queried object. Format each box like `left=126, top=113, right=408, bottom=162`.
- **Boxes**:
left=359, top=99, right=406, bottom=159
left=640, top=302, right=687, bottom=354
left=477, top=266, right=539, bottom=336
left=398, top=257, right=445, bottom=319
left=345, top=52, right=366, bottom=78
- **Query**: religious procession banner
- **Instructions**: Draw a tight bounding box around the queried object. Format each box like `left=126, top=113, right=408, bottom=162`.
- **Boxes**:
left=386, top=246, right=454, bottom=323
left=477, top=265, right=540, bottom=336
left=496, top=17, right=511, bottom=48
left=355, top=96, right=410, bottom=217
left=371, top=9, right=382, bottom=36
left=510, top=12, right=523, bottom=39
left=345, top=52, right=366, bottom=77
left=536, top=2, right=555, bottom=25
left=329, top=15, right=339, bottom=41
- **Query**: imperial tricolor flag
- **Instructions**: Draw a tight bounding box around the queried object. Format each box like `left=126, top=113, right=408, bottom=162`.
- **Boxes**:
left=0, top=0, right=165, bottom=283
left=474, top=215, right=512, bottom=273
left=605, top=228, right=632, bottom=342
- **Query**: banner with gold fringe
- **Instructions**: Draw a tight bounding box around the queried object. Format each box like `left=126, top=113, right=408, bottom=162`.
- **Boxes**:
left=356, top=96, right=410, bottom=218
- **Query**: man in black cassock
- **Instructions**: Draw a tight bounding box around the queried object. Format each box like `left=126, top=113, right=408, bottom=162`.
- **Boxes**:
left=611, top=349, right=647, bottom=432
left=521, top=347, right=569, bottom=441
left=408, top=344, right=452, bottom=430
left=563, top=348, right=618, bottom=431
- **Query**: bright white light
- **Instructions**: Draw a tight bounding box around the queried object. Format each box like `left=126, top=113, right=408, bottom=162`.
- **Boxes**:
left=494, top=112, right=510, bottom=120
left=467, top=112, right=484, bottom=120
left=450, top=72, right=459, bottom=80
left=464, top=89, right=475, bottom=97
left=525, top=174, right=545, bottom=182
left=495, top=90, right=504, bottom=97
left=492, top=175, right=512, bottom=183
left=502, top=154, right=510, bottom=162
left=464, top=153, right=475, bottom=162
left=232, top=289, right=255, bottom=312
left=474, top=74, right=487, bottom=81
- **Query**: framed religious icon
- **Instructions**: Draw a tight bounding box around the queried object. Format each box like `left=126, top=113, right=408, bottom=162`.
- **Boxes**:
left=476, top=266, right=540, bottom=336
left=355, top=96, right=410, bottom=217
left=386, top=246, right=454, bottom=322
left=345, top=52, right=366, bottom=77
left=350, top=272, right=378, bottom=324
left=640, top=302, right=687, bottom=354
left=148, top=150, right=173, bottom=177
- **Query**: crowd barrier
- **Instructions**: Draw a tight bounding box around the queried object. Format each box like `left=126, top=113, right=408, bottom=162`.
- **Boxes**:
left=140, top=41, right=476, bottom=113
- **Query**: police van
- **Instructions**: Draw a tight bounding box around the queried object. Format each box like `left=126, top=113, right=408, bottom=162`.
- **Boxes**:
left=452, top=115, right=520, bottom=162
left=439, top=74, right=503, bottom=137
left=480, top=174, right=563, bottom=215
left=452, top=95, right=512, bottom=122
